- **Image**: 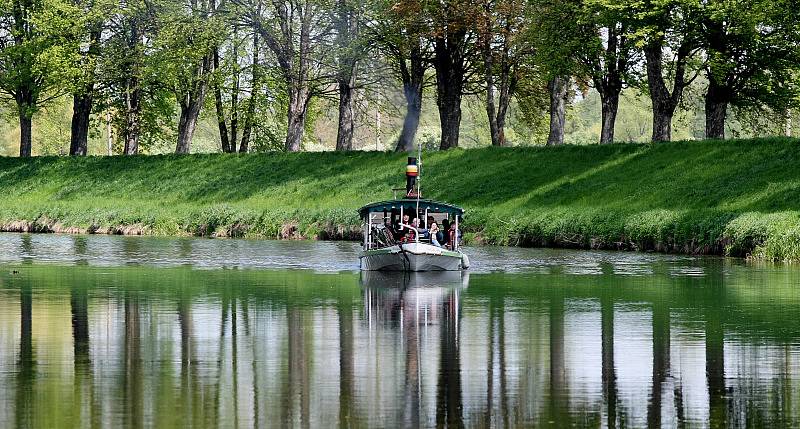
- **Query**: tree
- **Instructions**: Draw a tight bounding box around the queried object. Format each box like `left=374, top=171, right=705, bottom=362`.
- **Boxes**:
left=530, top=0, right=582, bottom=146
left=243, top=0, right=334, bottom=152
left=369, top=0, right=429, bottom=152
left=157, top=0, right=222, bottom=154
left=701, top=0, right=800, bottom=139
left=579, top=4, right=638, bottom=144
left=428, top=0, right=479, bottom=150
left=102, top=0, right=152, bottom=155
left=333, top=0, right=362, bottom=151
left=69, top=0, right=110, bottom=156
left=639, top=0, right=702, bottom=142
left=0, top=0, right=71, bottom=156
left=478, top=0, right=530, bottom=147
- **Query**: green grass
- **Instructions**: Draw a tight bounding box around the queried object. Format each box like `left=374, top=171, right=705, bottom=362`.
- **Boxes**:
left=2, top=137, right=800, bottom=260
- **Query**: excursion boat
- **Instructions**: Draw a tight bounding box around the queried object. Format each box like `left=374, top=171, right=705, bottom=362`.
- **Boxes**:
left=358, top=157, right=470, bottom=271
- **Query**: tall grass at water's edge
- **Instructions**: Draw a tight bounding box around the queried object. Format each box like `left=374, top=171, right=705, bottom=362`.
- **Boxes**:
left=2, top=137, right=800, bottom=261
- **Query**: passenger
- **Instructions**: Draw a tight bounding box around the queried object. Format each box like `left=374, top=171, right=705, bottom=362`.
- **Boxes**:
left=412, top=217, right=429, bottom=240
left=447, top=221, right=460, bottom=250
left=383, top=219, right=395, bottom=241
left=429, top=222, right=442, bottom=247
left=395, top=214, right=410, bottom=241
left=441, top=219, right=450, bottom=246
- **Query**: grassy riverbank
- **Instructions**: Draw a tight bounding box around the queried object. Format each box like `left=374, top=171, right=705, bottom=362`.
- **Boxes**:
left=2, top=137, right=800, bottom=260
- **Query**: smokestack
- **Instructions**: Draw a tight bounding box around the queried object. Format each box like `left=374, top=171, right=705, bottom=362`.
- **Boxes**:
left=405, top=157, right=418, bottom=198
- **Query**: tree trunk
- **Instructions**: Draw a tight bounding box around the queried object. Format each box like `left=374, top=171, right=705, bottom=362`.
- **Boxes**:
left=176, top=97, right=205, bottom=154
left=334, top=0, right=357, bottom=152
left=599, top=92, right=620, bottom=144
left=70, top=93, right=92, bottom=156
left=18, top=109, right=32, bottom=158
left=123, top=82, right=141, bottom=155
left=484, top=39, right=500, bottom=147
left=15, top=88, right=35, bottom=157
left=705, top=79, right=729, bottom=139
left=335, top=77, right=355, bottom=151
left=395, top=44, right=424, bottom=152
left=239, top=13, right=260, bottom=153
left=397, top=84, right=422, bottom=152
left=645, top=41, right=689, bottom=143
left=438, top=92, right=462, bottom=150
left=285, top=87, right=308, bottom=152
left=546, top=76, right=568, bottom=146
left=434, top=33, right=466, bottom=150
left=124, top=19, right=142, bottom=156
left=214, top=83, right=231, bottom=153
left=70, top=27, right=101, bottom=156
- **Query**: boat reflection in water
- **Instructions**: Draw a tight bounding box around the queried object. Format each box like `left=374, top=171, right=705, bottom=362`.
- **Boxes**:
left=360, top=270, right=469, bottom=428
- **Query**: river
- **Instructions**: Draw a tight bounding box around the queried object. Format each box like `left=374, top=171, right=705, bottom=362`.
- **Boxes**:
left=0, top=233, right=798, bottom=427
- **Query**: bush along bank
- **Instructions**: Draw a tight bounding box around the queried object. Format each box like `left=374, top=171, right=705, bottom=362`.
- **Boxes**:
left=2, top=137, right=800, bottom=261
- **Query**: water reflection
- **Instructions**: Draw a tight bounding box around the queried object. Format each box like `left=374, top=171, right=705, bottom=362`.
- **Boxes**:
left=1, top=255, right=800, bottom=427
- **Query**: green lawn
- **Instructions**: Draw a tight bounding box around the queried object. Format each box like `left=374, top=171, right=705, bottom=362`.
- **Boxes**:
left=2, top=137, right=800, bottom=260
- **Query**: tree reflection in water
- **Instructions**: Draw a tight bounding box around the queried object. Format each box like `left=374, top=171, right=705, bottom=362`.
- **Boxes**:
left=1, top=259, right=800, bottom=427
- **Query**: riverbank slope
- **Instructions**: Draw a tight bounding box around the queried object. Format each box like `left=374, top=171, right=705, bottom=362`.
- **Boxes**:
left=2, top=138, right=799, bottom=260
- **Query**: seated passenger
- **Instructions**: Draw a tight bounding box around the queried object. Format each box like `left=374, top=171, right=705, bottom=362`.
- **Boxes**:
left=394, top=214, right=410, bottom=241
left=383, top=219, right=395, bottom=240
left=429, top=222, right=442, bottom=247
left=441, top=219, right=450, bottom=246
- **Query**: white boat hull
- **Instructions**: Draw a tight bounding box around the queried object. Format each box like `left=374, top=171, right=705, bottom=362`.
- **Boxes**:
left=360, top=243, right=466, bottom=271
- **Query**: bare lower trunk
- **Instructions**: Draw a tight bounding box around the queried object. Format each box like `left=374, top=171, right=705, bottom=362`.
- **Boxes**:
left=397, top=85, right=422, bottom=152
left=486, top=86, right=501, bottom=147
left=285, top=90, right=308, bottom=152
left=395, top=44, right=424, bottom=153
left=124, top=81, right=141, bottom=155
left=651, top=105, right=674, bottom=143
left=214, top=83, right=231, bottom=153
left=645, top=41, right=688, bottom=143
left=70, top=93, right=92, bottom=156
left=176, top=98, right=204, bottom=154
left=600, top=93, right=619, bottom=144
left=18, top=111, right=32, bottom=158
left=438, top=94, right=462, bottom=150
left=546, top=76, right=568, bottom=146
left=239, top=18, right=260, bottom=153
left=434, top=33, right=466, bottom=150
left=70, top=28, right=101, bottom=157
left=335, top=78, right=355, bottom=151
left=705, top=81, right=728, bottom=139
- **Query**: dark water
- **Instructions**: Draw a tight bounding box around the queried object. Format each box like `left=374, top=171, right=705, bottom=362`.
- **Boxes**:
left=1, top=233, right=800, bottom=428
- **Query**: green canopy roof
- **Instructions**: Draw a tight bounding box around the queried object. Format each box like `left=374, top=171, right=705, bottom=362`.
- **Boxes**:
left=358, top=199, right=464, bottom=219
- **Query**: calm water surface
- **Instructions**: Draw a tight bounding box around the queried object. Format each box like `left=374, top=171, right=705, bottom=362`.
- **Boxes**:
left=1, top=233, right=800, bottom=428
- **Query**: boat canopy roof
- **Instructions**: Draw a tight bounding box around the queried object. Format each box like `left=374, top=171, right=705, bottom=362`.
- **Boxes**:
left=358, top=199, right=464, bottom=219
